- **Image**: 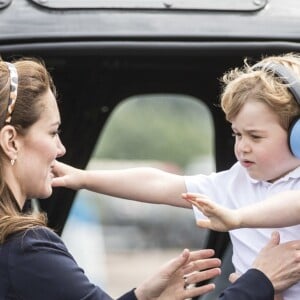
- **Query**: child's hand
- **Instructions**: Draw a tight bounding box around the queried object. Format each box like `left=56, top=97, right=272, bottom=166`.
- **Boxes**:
left=51, top=160, right=85, bottom=190
left=182, top=193, right=240, bottom=231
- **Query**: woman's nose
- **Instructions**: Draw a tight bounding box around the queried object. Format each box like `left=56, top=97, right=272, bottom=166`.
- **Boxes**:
left=56, top=137, right=66, bottom=158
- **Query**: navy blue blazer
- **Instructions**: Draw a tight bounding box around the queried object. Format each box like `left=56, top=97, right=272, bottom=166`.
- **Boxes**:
left=219, top=268, right=274, bottom=300
left=0, top=227, right=274, bottom=300
left=0, top=227, right=135, bottom=300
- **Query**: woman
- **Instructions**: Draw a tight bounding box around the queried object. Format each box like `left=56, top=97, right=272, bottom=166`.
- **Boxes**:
left=0, top=57, right=221, bottom=300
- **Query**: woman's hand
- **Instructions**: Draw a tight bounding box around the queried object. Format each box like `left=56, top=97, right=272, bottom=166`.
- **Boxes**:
left=182, top=193, right=240, bottom=231
left=135, top=248, right=221, bottom=300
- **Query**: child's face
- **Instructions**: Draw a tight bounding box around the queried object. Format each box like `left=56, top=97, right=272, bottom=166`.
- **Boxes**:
left=231, top=100, right=300, bottom=182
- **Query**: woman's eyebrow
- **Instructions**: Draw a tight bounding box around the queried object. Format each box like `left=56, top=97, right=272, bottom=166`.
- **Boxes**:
left=50, top=121, right=61, bottom=127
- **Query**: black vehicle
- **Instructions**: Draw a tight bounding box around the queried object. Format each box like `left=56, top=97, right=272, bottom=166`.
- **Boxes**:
left=1, top=0, right=300, bottom=298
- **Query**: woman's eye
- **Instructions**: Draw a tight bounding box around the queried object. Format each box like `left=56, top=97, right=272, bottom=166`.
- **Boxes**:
left=52, top=129, right=61, bottom=136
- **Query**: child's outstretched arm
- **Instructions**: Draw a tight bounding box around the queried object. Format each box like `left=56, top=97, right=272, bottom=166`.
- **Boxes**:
left=182, top=191, right=300, bottom=231
left=52, top=160, right=190, bottom=208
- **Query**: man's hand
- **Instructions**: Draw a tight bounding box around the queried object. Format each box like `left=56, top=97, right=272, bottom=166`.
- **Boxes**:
left=252, top=231, right=300, bottom=293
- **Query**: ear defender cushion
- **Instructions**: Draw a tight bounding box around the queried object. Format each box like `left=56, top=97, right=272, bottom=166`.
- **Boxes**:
left=289, top=118, right=300, bottom=159
left=254, top=62, right=300, bottom=158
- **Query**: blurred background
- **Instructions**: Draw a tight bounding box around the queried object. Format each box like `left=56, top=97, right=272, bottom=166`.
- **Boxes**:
left=61, top=94, right=216, bottom=297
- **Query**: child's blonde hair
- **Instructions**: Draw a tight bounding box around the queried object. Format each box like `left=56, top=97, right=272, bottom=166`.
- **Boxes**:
left=221, top=53, right=300, bottom=130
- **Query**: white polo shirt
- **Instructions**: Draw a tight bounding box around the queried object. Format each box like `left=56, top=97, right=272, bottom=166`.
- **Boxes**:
left=185, top=162, right=300, bottom=300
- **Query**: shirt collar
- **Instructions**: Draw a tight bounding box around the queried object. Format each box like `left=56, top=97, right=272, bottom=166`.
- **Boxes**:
left=245, top=164, right=300, bottom=185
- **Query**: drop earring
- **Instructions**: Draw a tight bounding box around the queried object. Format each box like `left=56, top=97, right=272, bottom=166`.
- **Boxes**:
left=10, top=158, right=15, bottom=166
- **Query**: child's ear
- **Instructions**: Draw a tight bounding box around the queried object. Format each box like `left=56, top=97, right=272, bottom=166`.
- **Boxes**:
left=0, top=125, right=19, bottom=161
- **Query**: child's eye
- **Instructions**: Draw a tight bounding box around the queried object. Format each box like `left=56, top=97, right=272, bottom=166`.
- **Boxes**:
left=251, top=135, right=261, bottom=140
left=231, top=132, right=240, bottom=138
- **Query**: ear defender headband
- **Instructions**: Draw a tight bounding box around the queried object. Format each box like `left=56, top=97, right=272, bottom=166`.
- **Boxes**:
left=4, top=62, right=18, bottom=124
left=253, top=62, right=300, bottom=159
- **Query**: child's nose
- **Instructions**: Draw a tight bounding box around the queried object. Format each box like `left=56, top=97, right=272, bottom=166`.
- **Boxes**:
left=237, top=138, right=251, bottom=152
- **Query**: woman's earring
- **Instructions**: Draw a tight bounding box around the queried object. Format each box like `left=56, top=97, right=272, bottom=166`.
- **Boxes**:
left=10, top=159, right=15, bottom=166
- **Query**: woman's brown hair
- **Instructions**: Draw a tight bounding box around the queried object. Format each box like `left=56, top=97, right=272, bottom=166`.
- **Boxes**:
left=0, top=57, right=56, bottom=243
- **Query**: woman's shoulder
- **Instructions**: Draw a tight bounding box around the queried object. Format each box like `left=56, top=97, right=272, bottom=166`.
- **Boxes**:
left=1, top=228, right=110, bottom=300
left=22, top=226, right=60, bottom=241
left=4, top=226, right=66, bottom=253
left=1, top=226, right=72, bottom=278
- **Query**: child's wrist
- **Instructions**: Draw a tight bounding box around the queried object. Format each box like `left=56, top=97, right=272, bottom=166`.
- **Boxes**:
left=78, top=169, right=87, bottom=189
left=232, top=210, right=242, bottom=229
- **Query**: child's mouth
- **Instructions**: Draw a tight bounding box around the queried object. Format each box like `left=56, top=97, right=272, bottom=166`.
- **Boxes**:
left=241, top=160, right=254, bottom=168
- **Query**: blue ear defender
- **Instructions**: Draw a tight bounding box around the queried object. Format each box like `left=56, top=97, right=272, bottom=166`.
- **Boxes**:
left=289, top=118, right=300, bottom=158
left=254, top=62, right=300, bottom=159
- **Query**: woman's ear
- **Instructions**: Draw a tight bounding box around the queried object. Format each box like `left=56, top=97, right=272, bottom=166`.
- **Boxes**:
left=0, top=125, right=18, bottom=161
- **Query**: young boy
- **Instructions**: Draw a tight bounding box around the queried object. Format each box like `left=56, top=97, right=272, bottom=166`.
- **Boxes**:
left=52, top=53, right=300, bottom=300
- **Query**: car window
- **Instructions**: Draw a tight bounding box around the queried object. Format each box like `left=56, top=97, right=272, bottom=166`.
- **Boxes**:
left=62, top=93, right=215, bottom=296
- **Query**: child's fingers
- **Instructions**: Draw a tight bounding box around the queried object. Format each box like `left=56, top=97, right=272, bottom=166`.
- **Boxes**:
left=184, top=198, right=214, bottom=215
left=183, top=194, right=212, bottom=207
left=184, top=198, right=202, bottom=208
left=182, top=195, right=207, bottom=206
left=182, top=193, right=209, bottom=201
left=196, top=219, right=212, bottom=229
left=188, top=200, right=207, bottom=214
left=51, top=177, right=66, bottom=187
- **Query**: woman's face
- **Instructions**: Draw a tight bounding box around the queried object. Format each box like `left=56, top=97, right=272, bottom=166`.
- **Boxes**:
left=15, top=89, right=66, bottom=202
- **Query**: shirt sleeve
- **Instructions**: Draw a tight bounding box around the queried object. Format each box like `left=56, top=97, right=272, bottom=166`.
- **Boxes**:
left=8, top=227, right=114, bottom=300
left=117, top=289, right=138, bottom=300
left=218, top=269, right=274, bottom=300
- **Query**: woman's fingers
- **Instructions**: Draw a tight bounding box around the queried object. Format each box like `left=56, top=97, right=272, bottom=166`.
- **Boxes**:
left=183, top=257, right=221, bottom=274
left=181, top=267, right=221, bottom=299
left=183, top=283, right=216, bottom=299
left=184, top=267, right=221, bottom=284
